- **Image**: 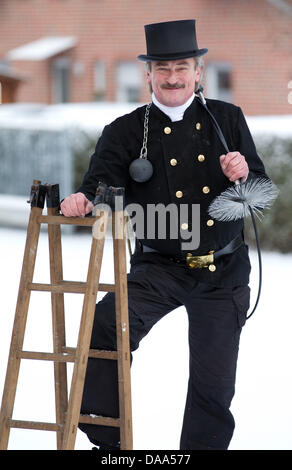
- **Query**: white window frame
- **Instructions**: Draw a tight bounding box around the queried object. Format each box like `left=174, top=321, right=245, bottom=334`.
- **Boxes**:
left=116, top=61, right=141, bottom=103
left=93, top=60, right=106, bottom=100
left=205, top=61, right=233, bottom=103
left=51, top=56, right=70, bottom=103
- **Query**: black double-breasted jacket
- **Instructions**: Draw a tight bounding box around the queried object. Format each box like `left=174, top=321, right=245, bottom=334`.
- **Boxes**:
left=78, top=97, right=268, bottom=287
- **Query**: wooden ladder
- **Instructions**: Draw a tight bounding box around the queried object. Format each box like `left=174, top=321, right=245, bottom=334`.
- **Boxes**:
left=0, top=181, right=132, bottom=450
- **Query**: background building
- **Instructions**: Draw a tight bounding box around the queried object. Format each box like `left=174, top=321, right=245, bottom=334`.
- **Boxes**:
left=0, top=0, right=291, bottom=251
left=0, top=0, right=291, bottom=115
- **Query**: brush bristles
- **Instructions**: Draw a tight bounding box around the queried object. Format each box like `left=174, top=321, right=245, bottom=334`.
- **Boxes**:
left=208, top=177, right=279, bottom=222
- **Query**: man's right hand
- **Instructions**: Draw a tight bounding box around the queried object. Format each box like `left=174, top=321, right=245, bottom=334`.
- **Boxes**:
left=60, top=192, right=94, bottom=217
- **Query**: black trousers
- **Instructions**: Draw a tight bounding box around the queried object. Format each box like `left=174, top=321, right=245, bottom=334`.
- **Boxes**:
left=79, top=253, right=250, bottom=450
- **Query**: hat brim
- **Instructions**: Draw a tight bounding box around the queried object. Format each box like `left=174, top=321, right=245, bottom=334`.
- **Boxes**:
left=137, top=48, right=208, bottom=62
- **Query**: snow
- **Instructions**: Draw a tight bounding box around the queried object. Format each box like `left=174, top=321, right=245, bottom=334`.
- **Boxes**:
left=0, top=226, right=292, bottom=450
left=0, top=194, right=31, bottom=227
left=6, top=36, right=77, bottom=62
left=0, top=102, right=139, bottom=133
left=0, top=102, right=291, bottom=138
left=246, top=114, right=292, bottom=138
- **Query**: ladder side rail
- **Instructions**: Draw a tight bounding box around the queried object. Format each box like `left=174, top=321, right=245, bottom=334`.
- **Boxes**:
left=61, top=211, right=109, bottom=449
left=47, top=205, right=68, bottom=450
left=0, top=206, right=43, bottom=449
left=113, top=211, right=133, bottom=450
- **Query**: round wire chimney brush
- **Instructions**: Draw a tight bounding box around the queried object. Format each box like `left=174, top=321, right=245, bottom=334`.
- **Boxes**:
left=196, top=86, right=279, bottom=319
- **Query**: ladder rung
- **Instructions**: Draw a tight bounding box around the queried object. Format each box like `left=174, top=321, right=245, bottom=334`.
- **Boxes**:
left=9, top=416, right=120, bottom=432
left=16, top=348, right=118, bottom=362
left=29, top=281, right=86, bottom=294
left=79, top=414, right=120, bottom=428
left=38, top=215, right=97, bottom=226
left=17, top=351, right=75, bottom=362
left=9, top=419, right=61, bottom=432
left=28, top=281, right=115, bottom=293
left=63, top=347, right=118, bottom=360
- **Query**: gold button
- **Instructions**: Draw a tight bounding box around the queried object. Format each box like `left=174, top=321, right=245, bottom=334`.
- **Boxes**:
left=195, top=122, right=201, bottom=130
left=170, top=158, right=177, bottom=166
left=197, top=154, right=205, bottom=162
left=164, top=126, right=172, bottom=134
left=181, top=223, right=188, bottom=230
left=202, top=186, right=210, bottom=194
left=176, top=190, right=183, bottom=198
left=208, top=264, right=216, bottom=272
left=207, top=219, right=214, bottom=227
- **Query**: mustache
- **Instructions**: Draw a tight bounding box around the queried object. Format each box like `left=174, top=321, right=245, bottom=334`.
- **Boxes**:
left=161, top=83, right=185, bottom=89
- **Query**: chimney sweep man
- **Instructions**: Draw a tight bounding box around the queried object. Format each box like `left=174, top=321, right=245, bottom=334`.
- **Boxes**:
left=61, top=20, right=268, bottom=450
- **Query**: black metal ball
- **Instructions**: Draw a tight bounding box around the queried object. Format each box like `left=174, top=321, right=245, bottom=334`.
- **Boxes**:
left=129, top=158, right=153, bottom=183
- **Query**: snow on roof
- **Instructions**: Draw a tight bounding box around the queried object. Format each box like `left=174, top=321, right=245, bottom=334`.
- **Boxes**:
left=0, top=102, right=291, bottom=138
left=6, top=36, right=77, bottom=61
left=246, top=114, right=292, bottom=138
left=0, top=102, right=140, bottom=134
left=0, top=61, right=27, bottom=81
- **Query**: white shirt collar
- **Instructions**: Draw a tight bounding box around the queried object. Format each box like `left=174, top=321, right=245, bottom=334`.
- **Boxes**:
left=152, top=92, right=195, bottom=122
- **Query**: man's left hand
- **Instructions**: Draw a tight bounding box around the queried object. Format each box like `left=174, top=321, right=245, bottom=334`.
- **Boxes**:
left=220, top=152, right=249, bottom=182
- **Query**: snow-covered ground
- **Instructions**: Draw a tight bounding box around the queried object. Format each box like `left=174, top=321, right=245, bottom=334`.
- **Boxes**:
left=0, top=226, right=291, bottom=450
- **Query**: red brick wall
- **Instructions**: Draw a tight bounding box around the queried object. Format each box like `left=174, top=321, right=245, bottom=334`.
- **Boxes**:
left=0, top=0, right=291, bottom=115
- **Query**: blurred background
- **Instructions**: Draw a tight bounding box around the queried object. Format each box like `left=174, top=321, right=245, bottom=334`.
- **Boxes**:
left=0, top=0, right=291, bottom=248
left=0, top=0, right=292, bottom=451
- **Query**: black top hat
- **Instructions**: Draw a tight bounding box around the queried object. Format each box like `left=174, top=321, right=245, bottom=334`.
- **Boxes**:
left=137, top=19, right=208, bottom=62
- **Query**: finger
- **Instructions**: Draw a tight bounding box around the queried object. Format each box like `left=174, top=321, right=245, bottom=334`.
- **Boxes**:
left=60, top=199, right=66, bottom=214
left=228, top=151, right=241, bottom=159
left=60, top=200, right=69, bottom=216
left=224, top=155, right=246, bottom=175
left=220, top=154, right=227, bottom=168
left=75, top=194, right=87, bottom=216
left=220, top=152, right=237, bottom=170
left=225, top=155, right=246, bottom=176
left=226, top=157, right=244, bottom=174
left=76, top=194, right=94, bottom=215
left=63, top=195, right=82, bottom=216
left=67, top=195, right=80, bottom=216
left=85, top=200, right=94, bottom=213
left=229, top=163, right=249, bottom=182
left=61, top=197, right=76, bottom=217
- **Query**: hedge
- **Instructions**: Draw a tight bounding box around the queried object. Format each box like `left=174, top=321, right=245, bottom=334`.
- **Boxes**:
left=244, top=135, right=292, bottom=253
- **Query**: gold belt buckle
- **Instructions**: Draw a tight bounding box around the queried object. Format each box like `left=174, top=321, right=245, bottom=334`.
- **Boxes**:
left=186, top=251, right=215, bottom=270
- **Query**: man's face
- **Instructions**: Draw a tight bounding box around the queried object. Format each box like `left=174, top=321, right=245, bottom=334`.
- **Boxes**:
left=147, top=58, right=201, bottom=107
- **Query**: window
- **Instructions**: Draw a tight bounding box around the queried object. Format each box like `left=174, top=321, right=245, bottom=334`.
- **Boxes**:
left=116, top=61, right=141, bottom=103
left=205, top=62, right=233, bottom=103
left=93, top=60, right=106, bottom=101
left=51, top=56, right=70, bottom=103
